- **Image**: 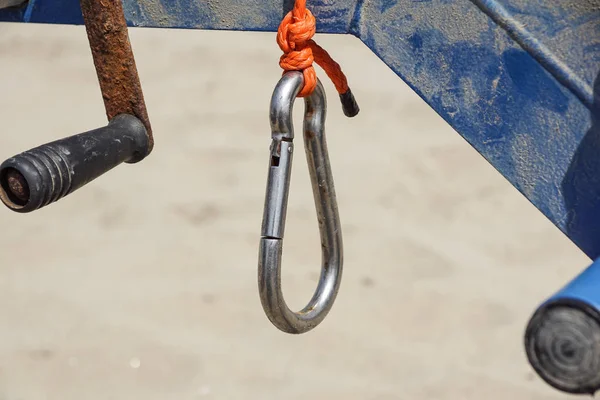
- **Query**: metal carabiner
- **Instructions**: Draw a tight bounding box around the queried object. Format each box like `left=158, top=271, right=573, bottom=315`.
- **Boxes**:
left=258, top=71, right=343, bottom=334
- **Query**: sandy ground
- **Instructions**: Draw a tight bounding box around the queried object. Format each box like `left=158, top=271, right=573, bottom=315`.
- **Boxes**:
left=0, top=22, right=590, bottom=399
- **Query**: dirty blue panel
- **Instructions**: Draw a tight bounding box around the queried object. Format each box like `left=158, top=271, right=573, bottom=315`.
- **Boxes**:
left=0, top=0, right=356, bottom=32
left=478, top=0, right=600, bottom=103
left=2, top=0, right=600, bottom=258
left=349, top=0, right=600, bottom=258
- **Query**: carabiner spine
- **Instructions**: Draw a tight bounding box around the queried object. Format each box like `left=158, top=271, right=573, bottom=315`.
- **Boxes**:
left=302, top=91, right=342, bottom=263
left=258, top=237, right=292, bottom=330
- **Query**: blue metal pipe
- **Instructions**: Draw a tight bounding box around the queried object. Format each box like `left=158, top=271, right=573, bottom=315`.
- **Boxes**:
left=525, top=258, right=600, bottom=394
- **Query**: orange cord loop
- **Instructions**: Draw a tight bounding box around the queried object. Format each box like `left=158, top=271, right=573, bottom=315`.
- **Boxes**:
left=277, top=0, right=353, bottom=102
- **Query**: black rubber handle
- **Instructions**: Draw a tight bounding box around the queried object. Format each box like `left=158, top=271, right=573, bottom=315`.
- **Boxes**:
left=0, top=114, right=148, bottom=213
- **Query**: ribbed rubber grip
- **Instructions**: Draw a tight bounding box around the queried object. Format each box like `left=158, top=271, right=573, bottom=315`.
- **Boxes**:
left=0, top=114, right=148, bottom=213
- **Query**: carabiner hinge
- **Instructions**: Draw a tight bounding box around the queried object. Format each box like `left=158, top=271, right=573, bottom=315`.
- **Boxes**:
left=261, top=138, right=294, bottom=240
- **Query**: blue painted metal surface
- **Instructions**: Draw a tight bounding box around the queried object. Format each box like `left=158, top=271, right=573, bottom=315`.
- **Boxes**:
left=2, top=0, right=600, bottom=259
left=543, top=257, right=600, bottom=311
left=525, top=256, right=600, bottom=395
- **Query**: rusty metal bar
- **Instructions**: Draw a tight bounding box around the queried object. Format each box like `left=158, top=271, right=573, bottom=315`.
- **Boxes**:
left=79, top=0, right=153, bottom=158
left=0, top=0, right=153, bottom=213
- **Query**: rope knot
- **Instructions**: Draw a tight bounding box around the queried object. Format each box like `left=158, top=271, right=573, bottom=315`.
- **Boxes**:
left=277, top=4, right=317, bottom=97
left=276, top=0, right=360, bottom=116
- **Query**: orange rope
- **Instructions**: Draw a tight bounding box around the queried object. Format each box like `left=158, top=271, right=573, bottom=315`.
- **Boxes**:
left=276, top=0, right=350, bottom=98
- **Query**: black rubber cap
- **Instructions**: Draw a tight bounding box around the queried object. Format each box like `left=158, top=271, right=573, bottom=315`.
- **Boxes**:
left=525, top=299, right=600, bottom=395
left=339, top=89, right=360, bottom=118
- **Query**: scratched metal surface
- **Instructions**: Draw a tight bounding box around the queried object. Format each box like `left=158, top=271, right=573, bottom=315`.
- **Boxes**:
left=2, top=0, right=600, bottom=258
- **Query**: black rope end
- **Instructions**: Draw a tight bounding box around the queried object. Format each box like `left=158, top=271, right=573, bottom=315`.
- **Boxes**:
left=339, top=89, right=360, bottom=118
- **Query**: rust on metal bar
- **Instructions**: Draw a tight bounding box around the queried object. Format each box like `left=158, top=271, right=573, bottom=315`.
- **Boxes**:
left=79, top=0, right=153, bottom=157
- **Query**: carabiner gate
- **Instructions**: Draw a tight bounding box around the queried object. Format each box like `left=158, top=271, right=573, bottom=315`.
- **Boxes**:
left=258, top=71, right=343, bottom=334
